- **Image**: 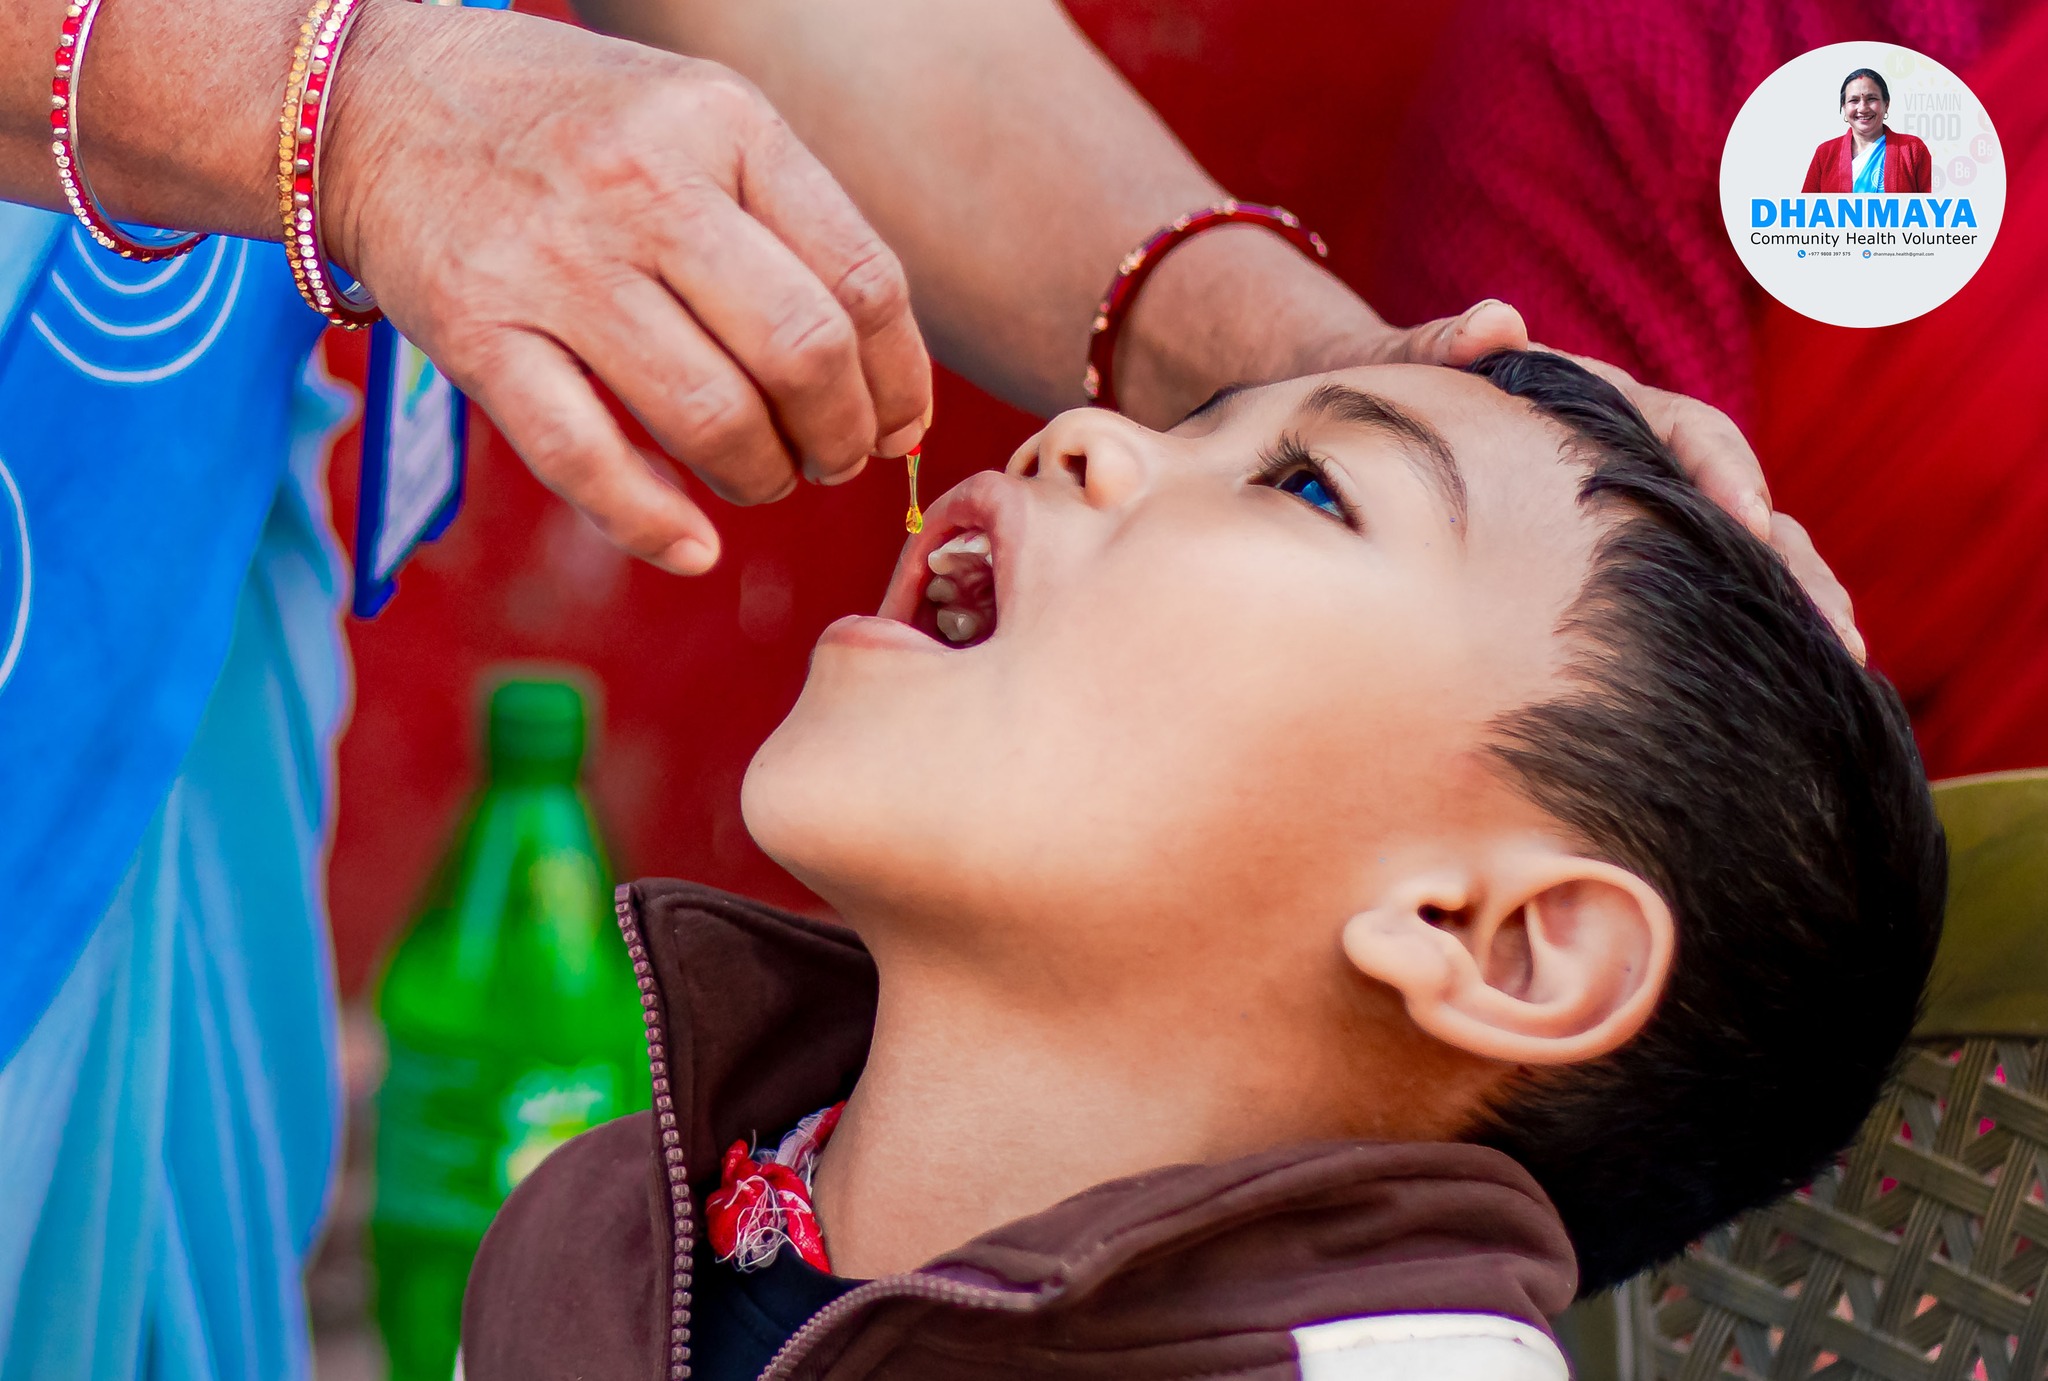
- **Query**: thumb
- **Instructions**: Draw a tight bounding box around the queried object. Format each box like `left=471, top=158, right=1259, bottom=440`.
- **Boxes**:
left=1390, top=299, right=1530, bottom=366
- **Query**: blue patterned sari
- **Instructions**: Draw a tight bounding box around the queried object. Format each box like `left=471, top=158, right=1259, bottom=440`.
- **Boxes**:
left=1853, top=132, right=1889, bottom=193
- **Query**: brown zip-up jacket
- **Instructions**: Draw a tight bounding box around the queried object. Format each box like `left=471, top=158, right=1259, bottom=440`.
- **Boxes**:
left=460, top=881, right=1579, bottom=1380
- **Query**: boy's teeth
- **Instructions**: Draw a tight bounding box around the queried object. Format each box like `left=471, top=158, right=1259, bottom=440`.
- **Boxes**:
left=921, top=531, right=993, bottom=642
left=927, top=530, right=993, bottom=575
left=935, top=608, right=982, bottom=643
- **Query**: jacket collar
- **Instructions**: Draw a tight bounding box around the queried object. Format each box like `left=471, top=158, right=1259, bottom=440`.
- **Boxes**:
left=621, top=878, right=1578, bottom=1380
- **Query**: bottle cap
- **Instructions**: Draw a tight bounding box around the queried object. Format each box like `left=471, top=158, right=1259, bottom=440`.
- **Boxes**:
left=487, top=677, right=588, bottom=783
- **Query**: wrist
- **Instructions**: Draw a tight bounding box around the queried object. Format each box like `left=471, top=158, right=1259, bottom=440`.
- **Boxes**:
left=54, top=0, right=307, bottom=238
left=1110, top=223, right=1398, bottom=428
left=318, top=0, right=435, bottom=282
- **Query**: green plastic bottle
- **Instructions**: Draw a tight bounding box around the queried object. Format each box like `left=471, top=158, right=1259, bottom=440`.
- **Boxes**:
left=370, top=678, right=650, bottom=1381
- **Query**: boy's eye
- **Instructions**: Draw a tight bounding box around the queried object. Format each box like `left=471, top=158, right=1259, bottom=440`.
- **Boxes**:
left=1276, top=467, right=1346, bottom=520
left=1251, top=436, right=1357, bottom=528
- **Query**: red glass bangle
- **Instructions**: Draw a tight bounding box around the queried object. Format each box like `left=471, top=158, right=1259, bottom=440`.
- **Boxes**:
left=278, top=0, right=382, bottom=329
left=1084, top=200, right=1328, bottom=414
left=50, top=0, right=208, bottom=262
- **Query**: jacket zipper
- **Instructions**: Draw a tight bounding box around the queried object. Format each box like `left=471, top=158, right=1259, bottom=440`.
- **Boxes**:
left=755, top=1273, right=1040, bottom=1381
left=618, top=888, right=1039, bottom=1381
left=617, top=889, right=698, bottom=1381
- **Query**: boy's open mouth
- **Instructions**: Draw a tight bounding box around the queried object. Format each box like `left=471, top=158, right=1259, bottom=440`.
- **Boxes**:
left=912, top=529, right=998, bottom=647
left=870, top=470, right=1016, bottom=651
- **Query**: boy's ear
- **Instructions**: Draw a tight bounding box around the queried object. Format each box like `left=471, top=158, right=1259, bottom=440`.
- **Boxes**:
left=1340, top=847, right=1674, bottom=1065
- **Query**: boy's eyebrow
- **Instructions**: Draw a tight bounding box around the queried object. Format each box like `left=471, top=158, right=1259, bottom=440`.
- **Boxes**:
left=1297, top=382, right=1469, bottom=531
left=1178, top=382, right=1252, bottom=425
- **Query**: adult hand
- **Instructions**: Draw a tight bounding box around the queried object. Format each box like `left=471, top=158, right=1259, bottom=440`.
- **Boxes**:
left=323, top=3, right=932, bottom=575
left=1364, top=299, right=1864, bottom=662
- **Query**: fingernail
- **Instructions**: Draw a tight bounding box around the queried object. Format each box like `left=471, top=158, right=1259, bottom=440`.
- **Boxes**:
left=1454, top=301, right=1519, bottom=348
left=1742, top=494, right=1772, bottom=538
left=655, top=536, right=717, bottom=575
left=1845, top=625, right=1868, bottom=665
left=872, top=420, right=924, bottom=460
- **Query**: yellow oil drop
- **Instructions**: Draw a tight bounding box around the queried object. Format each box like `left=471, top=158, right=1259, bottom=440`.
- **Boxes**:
left=904, top=445, right=924, bottom=534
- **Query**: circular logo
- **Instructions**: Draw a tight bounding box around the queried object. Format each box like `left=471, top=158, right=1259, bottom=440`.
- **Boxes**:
left=1719, top=42, right=2004, bottom=327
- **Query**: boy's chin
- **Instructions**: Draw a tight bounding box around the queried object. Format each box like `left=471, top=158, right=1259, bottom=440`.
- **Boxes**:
left=739, top=728, right=827, bottom=875
left=741, top=725, right=916, bottom=902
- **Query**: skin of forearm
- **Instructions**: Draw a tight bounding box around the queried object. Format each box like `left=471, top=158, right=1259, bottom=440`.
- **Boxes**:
left=1113, top=222, right=1396, bottom=425
left=573, top=0, right=1391, bottom=427
left=0, top=0, right=317, bottom=238
left=0, top=0, right=1396, bottom=430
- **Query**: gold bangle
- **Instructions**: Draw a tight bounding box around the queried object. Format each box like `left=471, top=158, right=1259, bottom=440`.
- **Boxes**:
left=278, top=0, right=382, bottom=327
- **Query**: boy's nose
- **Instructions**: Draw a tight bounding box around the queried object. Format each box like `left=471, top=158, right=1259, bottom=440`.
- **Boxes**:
left=1005, top=407, right=1156, bottom=509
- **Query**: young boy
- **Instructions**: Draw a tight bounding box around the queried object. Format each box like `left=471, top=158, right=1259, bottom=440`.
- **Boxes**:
left=459, top=351, right=1944, bottom=1380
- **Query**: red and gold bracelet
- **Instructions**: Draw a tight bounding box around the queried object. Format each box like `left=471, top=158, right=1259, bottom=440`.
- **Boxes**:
left=278, top=0, right=382, bottom=328
left=50, top=0, right=208, bottom=261
left=1085, top=200, right=1328, bottom=414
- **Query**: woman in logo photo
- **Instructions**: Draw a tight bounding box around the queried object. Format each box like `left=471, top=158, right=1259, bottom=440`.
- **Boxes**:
left=1802, top=68, right=1933, bottom=193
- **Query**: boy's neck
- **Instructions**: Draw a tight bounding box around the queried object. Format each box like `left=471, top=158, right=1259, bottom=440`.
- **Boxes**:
left=804, top=948, right=1486, bottom=1279
left=806, top=975, right=1233, bottom=1278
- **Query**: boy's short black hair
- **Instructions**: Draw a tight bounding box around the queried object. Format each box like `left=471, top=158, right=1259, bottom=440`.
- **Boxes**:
left=1460, top=350, right=1946, bottom=1292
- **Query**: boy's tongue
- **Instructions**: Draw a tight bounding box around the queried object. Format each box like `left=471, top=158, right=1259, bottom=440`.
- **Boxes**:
left=920, top=530, right=997, bottom=646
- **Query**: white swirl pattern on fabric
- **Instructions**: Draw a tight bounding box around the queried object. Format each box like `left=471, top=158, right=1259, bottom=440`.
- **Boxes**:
left=72, top=245, right=192, bottom=297
left=27, top=226, right=249, bottom=385
left=0, top=454, right=28, bottom=695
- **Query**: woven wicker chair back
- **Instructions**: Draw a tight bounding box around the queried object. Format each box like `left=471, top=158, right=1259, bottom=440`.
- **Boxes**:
left=1563, top=770, right=2048, bottom=1381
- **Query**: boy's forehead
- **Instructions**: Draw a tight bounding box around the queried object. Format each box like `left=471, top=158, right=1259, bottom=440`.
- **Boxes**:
left=1185, top=363, right=1533, bottom=432
left=1184, top=365, right=1588, bottom=518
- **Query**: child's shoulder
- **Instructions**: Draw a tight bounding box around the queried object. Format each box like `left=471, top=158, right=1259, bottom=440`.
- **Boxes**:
left=461, top=1112, right=660, bottom=1381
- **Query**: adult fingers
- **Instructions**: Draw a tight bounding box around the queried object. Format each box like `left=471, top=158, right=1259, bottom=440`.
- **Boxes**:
left=1624, top=379, right=1773, bottom=540
left=1534, top=345, right=1862, bottom=657
left=466, top=329, right=723, bottom=575
left=1393, top=314, right=1768, bottom=539
left=554, top=271, right=801, bottom=509
left=1386, top=299, right=1531, bottom=366
left=739, top=117, right=932, bottom=464
left=1546, top=347, right=1773, bottom=540
left=653, top=194, right=881, bottom=486
left=1769, top=512, right=1865, bottom=664
left=874, top=399, right=935, bottom=464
